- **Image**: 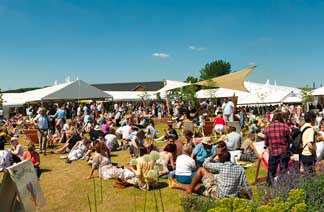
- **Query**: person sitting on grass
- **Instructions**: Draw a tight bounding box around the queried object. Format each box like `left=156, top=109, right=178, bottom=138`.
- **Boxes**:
left=56, top=130, right=81, bottom=154
left=170, top=151, right=252, bottom=200
left=104, top=128, right=119, bottom=152
left=66, top=132, right=91, bottom=163
left=239, top=133, right=257, bottom=162
left=213, top=112, right=225, bottom=135
left=145, top=120, right=157, bottom=138
left=173, top=143, right=196, bottom=184
left=127, top=147, right=155, bottom=191
left=223, top=126, right=241, bottom=151
left=155, top=121, right=178, bottom=142
left=22, top=144, right=41, bottom=178
left=157, top=142, right=176, bottom=176
left=192, top=137, right=216, bottom=167
left=96, top=133, right=111, bottom=159
left=0, top=141, right=12, bottom=172
left=144, top=134, right=158, bottom=154
left=129, top=130, right=145, bottom=157
left=10, top=137, right=24, bottom=163
left=86, top=143, right=111, bottom=179
left=161, top=133, right=183, bottom=157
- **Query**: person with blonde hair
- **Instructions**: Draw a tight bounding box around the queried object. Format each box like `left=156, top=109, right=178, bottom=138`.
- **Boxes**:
left=173, top=143, right=196, bottom=184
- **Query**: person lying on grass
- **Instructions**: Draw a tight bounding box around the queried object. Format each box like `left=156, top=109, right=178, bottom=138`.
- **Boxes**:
left=170, top=150, right=252, bottom=200
left=86, top=143, right=126, bottom=180
left=56, top=130, right=80, bottom=154
left=65, top=132, right=91, bottom=163
left=84, top=133, right=111, bottom=164
left=86, top=145, right=153, bottom=191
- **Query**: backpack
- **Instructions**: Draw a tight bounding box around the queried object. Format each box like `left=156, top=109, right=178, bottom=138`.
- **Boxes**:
left=290, top=126, right=311, bottom=154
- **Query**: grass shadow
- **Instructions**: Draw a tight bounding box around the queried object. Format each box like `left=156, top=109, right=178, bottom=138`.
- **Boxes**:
left=150, top=182, right=169, bottom=190
left=40, top=168, right=52, bottom=174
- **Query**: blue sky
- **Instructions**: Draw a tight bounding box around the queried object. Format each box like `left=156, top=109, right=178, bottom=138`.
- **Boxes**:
left=0, top=0, right=324, bottom=90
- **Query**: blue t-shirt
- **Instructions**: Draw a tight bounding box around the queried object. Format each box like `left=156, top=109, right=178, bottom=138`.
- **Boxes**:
left=84, top=115, right=91, bottom=123
left=193, top=143, right=216, bottom=166
left=33, top=114, right=49, bottom=130
left=54, top=109, right=66, bottom=119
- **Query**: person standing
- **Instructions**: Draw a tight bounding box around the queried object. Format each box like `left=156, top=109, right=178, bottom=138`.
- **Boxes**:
left=264, top=113, right=290, bottom=186
left=222, top=98, right=234, bottom=122
left=300, top=112, right=317, bottom=173
left=296, top=104, right=302, bottom=124
left=33, top=107, right=49, bottom=155
left=53, top=104, right=66, bottom=135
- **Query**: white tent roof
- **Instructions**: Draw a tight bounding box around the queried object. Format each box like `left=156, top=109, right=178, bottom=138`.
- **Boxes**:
left=238, top=91, right=296, bottom=105
left=196, top=88, right=249, bottom=99
left=155, top=80, right=190, bottom=95
left=24, top=80, right=112, bottom=103
left=195, top=81, right=301, bottom=105
left=3, top=80, right=112, bottom=106
left=283, top=96, right=302, bottom=103
left=312, top=87, right=324, bottom=96
left=104, top=91, right=156, bottom=101
left=2, top=93, right=26, bottom=107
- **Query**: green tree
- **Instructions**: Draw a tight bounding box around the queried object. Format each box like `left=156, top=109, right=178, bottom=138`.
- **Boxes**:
left=199, top=60, right=231, bottom=81
left=185, top=76, right=198, bottom=83
left=301, top=86, right=313, bottom=103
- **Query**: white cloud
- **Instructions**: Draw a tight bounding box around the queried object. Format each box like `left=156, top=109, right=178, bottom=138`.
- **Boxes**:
left=189, top=45, right=207, bottom=51
left=152, top=53, right=170, bottom=58
left=248, top=62, right=256, bottom=66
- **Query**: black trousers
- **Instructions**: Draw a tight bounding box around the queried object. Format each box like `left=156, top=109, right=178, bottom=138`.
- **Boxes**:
left=301, top=155, right=316, bottom=173
left=267, top=154, right=289, bottom=186
left=12, top=154, right=21, bottom=163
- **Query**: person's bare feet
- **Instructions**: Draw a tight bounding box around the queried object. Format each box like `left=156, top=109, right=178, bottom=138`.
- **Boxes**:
left=185, top=189, right=192, bottom=195
left=168, top=177, right=177, bottom=189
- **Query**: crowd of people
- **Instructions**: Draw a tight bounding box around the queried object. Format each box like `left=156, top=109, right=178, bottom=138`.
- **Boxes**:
left=1, top=98, right=324, bottom=201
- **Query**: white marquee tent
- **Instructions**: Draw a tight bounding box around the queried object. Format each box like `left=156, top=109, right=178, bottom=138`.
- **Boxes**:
left=195, top=81, right=301, bottom=105
left=2, top=93, right=26, bottom=107
left=196, top=88, right=249, bottom=99
left=3, top=80, right=112, bottom=106
left=312, top=87, right=324, bottom=96
left=104, top=91, right=156, bottom=101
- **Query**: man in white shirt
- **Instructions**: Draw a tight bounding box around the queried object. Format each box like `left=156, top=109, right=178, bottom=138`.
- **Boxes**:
left=175, top=144, right=196, bottom=184
left=222, top=98, right=234, bottom=122
left=105, top=129, right=119, bottom=151
left=224, top=126, right=241, bottom=151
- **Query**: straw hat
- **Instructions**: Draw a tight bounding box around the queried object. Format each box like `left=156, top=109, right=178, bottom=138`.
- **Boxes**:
left=201, top=137, right=213, bottom=145
left=94, top=125, right=101, bottom=131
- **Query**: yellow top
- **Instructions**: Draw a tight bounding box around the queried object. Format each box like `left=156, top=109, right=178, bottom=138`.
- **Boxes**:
left=301, top=123, right=315, bottom=156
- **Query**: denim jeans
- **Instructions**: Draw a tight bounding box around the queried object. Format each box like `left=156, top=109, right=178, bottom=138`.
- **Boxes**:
left=267, top=153, right=289, bottom=186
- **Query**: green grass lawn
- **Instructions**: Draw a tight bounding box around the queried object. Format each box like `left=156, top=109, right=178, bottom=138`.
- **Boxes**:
left=0, top=124, right=267, bottom=212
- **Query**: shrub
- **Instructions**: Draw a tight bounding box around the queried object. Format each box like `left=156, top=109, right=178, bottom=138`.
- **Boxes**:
left=207, top=189, right=305, bottom=212
left=180, top=195, right=216, bottom=212
left=298, top=173, right=324, bottom=211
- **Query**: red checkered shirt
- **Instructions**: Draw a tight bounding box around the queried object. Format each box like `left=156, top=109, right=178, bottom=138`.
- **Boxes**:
left=264, top=121, right=290, bottom=156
